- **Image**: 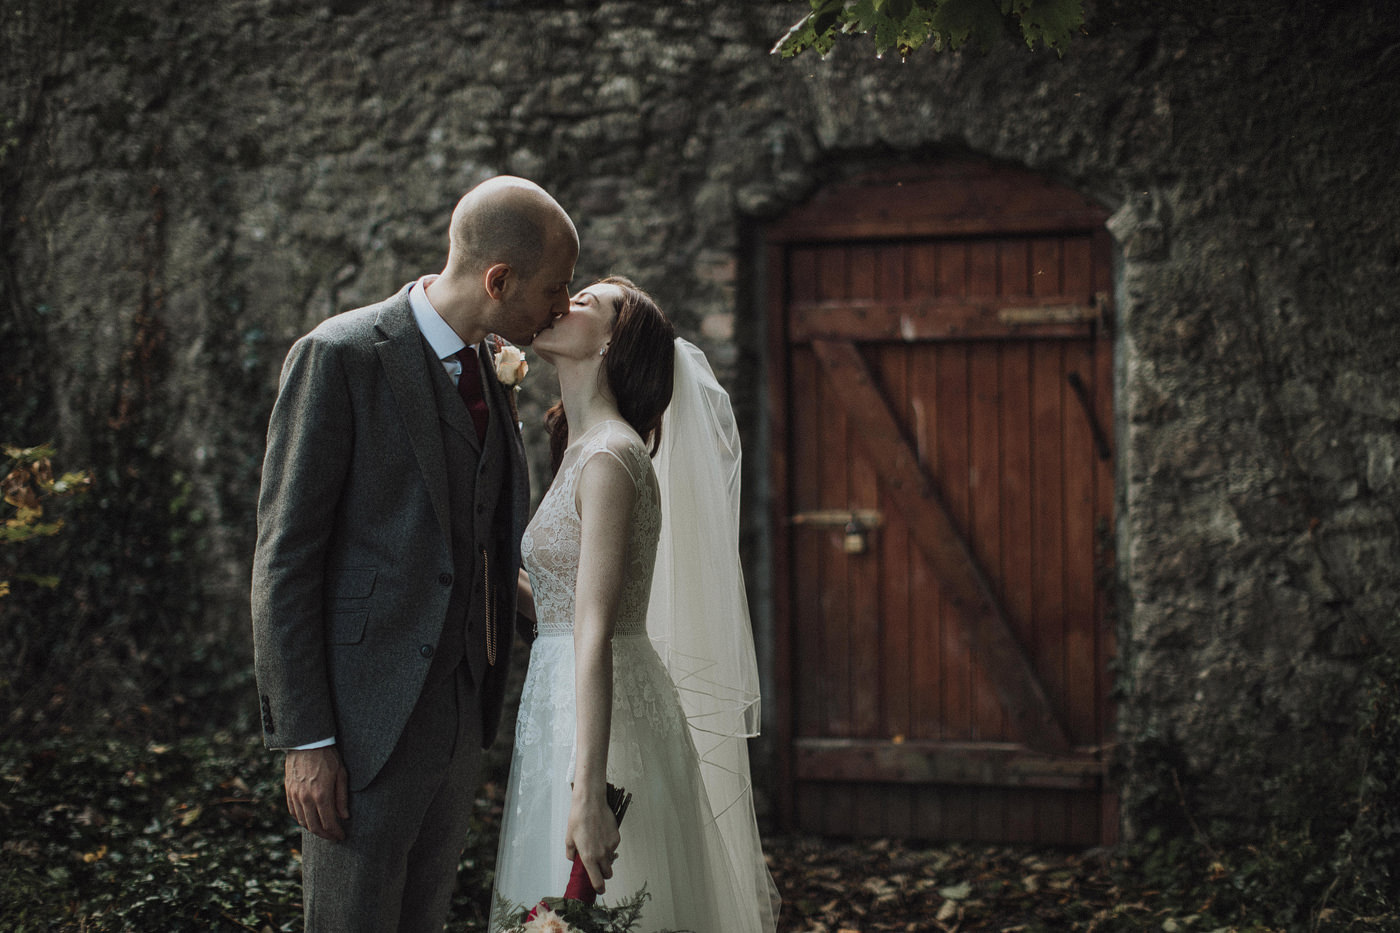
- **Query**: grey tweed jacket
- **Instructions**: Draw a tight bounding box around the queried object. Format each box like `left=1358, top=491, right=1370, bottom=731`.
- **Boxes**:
left=250, top=284, right=529, bottom=791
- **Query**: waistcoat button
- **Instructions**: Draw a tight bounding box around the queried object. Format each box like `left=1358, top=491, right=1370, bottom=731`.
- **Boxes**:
left=438, top=573, right=452, bottom=586
left=420, top=644, right=434, bottom=658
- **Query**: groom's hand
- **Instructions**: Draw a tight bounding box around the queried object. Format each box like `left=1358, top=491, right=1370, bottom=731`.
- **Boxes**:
left=286, top=746, right=350, bottom=841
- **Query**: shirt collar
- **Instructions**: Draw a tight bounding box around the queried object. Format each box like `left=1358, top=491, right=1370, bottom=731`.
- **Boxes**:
left=409, top=275, right=471, bottom=361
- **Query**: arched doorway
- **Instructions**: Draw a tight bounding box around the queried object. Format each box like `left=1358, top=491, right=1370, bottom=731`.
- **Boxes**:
left=765, top=161, right=1118, bottom=844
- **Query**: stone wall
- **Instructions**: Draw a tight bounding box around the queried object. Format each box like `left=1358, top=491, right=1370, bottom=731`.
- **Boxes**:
left=3, top=0, right=1397, bottom=840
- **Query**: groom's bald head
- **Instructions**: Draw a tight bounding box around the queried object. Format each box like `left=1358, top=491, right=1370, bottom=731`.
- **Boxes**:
left=444, top=176, right=576, bottom=283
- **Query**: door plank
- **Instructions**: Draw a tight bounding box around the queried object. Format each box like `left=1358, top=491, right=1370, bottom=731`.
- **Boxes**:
left=873, top=251, right=918, bottom=746
left=848, top=246, right=884, bottom=737
left=968, top=241, right=1008, bottom=743
left=1029, top=341, right=1069, bottom=733
left=968, top=241, right=1011, bottom=840
left=849, top=422, right=884, bottom=736
left=907, top=244, right=945, bottom=742
left=908, top=347, right=944, bottom=741
left=817, top=243, right=848, bottom=301
left=820, top=364, right=854, bottom=737
left=937, top=241, right=969, bottom=298
left=936, top=343, right=974, bottom=741
left=943, top=785, right=977, bottom=841
left=969, top=341, right=1009, bottom=739
left=791, top=349, right=825, bottom=741
left=874, top=366, right=913, bottom=740
left=1028, top=340, right=1070, bottom=844
left=1000, top=229, right=1045, bottom=839
left=790, top=247, right=819, bottom=304
left=1063, top=371, right=1100, bottom=743
left=874, top=255, right=913, bottom=744
left=810, top=338, right=1073, bottom=753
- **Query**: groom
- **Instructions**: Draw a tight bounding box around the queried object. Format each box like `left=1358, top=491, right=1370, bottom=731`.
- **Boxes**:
left=251, top=176, right=578, bottom=931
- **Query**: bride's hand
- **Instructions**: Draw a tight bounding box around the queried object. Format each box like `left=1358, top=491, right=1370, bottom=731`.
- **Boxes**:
left=565, top=794, right=621, bottom=892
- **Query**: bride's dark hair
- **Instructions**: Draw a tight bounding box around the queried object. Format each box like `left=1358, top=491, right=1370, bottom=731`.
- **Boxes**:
left=545, top=276, right=676, bottom=473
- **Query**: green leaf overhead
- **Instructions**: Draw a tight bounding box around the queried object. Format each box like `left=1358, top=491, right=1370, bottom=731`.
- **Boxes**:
left=772, top=0, right=1085, bottom=58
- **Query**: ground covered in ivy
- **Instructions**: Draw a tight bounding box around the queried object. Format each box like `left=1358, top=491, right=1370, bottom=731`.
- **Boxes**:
left=0, top=733, right=1390, bottom=932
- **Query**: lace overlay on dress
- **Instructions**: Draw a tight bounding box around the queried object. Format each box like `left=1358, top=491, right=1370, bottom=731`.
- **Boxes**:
left=513, top=422, right=684, bottom=794
left=521, top=420, right=659, bottom=640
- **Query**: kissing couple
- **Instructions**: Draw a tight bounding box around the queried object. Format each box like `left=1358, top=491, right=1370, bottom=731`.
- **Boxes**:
left=252, top=176, right=780, bottom=932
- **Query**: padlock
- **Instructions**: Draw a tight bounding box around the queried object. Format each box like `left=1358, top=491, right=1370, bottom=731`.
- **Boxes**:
left=842, top=519, right=868, bottom=555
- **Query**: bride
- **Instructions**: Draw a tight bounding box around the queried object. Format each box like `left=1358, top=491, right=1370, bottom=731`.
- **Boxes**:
left=488, top=276, right=778, bottom=932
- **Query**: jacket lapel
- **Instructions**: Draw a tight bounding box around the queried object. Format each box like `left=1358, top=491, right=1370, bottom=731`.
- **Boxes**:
left=375, top=294, right=453, bottom=547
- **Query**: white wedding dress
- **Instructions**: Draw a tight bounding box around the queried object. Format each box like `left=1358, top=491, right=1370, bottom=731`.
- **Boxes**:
left=489, top=419, right=776, bottom=933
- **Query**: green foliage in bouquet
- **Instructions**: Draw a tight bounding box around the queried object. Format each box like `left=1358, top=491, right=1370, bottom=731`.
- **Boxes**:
left=493, top=885, right=691, bottom=933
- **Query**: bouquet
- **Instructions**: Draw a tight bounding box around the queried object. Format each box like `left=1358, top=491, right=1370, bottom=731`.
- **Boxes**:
left=556, top=783, right=632, bottom=906
left=494, top=784, right=690, bottom=932
left=493, top=886, right=655, bottom=933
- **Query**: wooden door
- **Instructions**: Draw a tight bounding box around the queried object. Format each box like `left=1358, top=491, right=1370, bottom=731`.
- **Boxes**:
left=767, top=163, right=1117, bottom=845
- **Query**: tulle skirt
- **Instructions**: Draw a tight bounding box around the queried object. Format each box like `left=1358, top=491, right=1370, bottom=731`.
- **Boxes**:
left=488, top=632, right=775, bottom=933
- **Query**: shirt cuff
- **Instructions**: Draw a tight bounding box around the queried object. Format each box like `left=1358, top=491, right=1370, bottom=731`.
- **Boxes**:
left=293, top=737, right=336, bottom=750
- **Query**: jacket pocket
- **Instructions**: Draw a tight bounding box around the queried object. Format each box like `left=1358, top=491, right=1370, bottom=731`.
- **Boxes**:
left=327, top=567, right=375, bottom=645
left=331, top=609, right=370, bottom=645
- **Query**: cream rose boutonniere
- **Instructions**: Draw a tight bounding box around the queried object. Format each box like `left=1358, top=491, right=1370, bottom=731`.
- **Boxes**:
left=493, top=343, right=529, bottom=388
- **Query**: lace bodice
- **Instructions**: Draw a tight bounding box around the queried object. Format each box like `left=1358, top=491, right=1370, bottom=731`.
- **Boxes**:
left=521, top=420, right=660, bottom=639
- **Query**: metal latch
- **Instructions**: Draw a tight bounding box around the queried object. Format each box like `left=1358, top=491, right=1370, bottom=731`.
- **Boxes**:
left=789, top=509, right=883, bottom=555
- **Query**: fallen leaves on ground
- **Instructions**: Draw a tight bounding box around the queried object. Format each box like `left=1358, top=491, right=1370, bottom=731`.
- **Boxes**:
left=763, top=834, right=1155, bottom=932
left=4, top=735, right=1376, bottom=932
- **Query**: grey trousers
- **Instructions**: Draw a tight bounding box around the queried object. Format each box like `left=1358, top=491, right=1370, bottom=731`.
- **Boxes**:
left=301, top=663, right=482, bottom=932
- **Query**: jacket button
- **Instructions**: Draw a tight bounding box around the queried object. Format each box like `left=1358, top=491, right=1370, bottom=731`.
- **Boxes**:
left=438, top=573, right=452, bottom=586
left=420, top=644, right=434, bottom=658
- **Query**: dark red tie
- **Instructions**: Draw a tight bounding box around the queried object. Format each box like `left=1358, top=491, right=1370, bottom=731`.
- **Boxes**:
left=456, top=349, right=488, bottom=441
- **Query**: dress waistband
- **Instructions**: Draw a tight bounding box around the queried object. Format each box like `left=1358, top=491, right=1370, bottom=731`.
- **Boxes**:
left=534, top=627, right=651, bottom=640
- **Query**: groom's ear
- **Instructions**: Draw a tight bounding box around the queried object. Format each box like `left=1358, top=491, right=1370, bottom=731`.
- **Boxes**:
left=483, top=262, right=512, bottom=300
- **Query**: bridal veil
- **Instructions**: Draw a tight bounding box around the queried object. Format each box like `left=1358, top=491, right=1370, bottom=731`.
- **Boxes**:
left=648, top=337, right=779, bottom=929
